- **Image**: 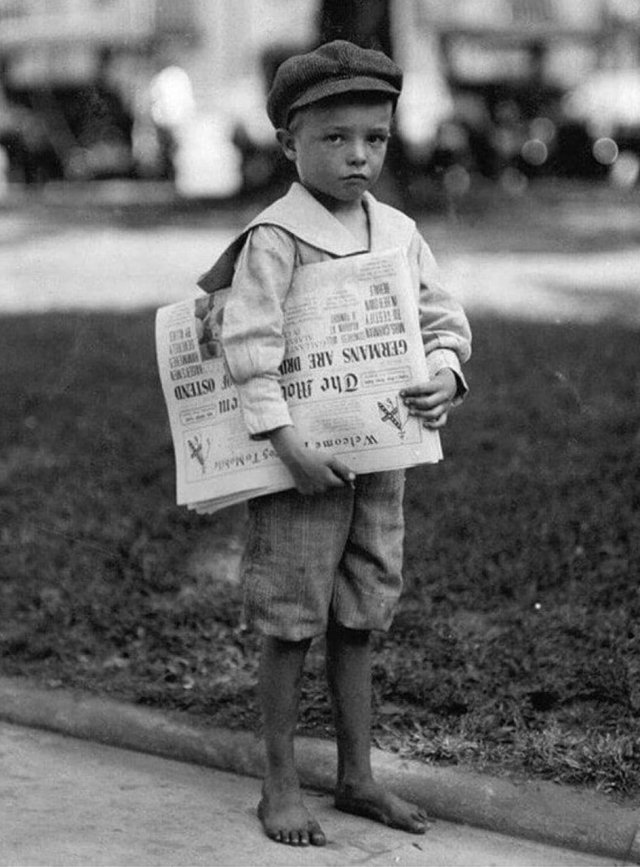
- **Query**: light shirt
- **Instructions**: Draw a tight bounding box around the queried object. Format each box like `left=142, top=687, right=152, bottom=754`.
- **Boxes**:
left=199, top=182, right=471, bottom=438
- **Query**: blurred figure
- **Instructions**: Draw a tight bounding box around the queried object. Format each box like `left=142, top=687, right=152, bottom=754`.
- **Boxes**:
left=64, top=48, right=134, bottom=181
left=149, top=64, right=242, bottom=198
left=150, top=65, right=195, bottom=180
left=0, top=103, right=62, bottom=185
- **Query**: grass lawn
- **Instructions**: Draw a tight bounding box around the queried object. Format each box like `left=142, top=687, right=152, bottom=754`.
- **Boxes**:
left=1, top=302, right=638, bottom=802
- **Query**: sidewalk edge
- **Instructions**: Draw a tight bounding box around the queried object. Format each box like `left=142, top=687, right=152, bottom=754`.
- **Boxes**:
left=0, top=676, right=637, bottom=863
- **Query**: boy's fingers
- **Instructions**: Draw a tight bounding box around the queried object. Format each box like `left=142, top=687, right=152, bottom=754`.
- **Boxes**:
left=406, top=392, right=449, bottom=412
left=424, top=412, right=449, bottom=429
left=406, top=395, right=441, bottom=410
left=329, top=459, right=356, bottom=488
left=401, top=382, right=438, bottom=397
left=421, top=407, right=450, bottom=428
left=402, top=388, right=450, bottom=408
left=410, top=401, right=452, bottom=425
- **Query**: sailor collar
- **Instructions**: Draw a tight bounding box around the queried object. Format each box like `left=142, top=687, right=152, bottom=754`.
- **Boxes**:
left=197, top=182, right=415, bottom=293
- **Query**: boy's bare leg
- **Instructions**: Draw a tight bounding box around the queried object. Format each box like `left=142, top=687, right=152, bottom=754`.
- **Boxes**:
left=326, top=620, right=428, bottom=834
left=258, top=635, right=327, bottom=846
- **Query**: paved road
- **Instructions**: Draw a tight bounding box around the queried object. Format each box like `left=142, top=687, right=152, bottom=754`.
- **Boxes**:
left=0, top=722, right=625, bottom=867
left=1, top=206, right=639, bottom=324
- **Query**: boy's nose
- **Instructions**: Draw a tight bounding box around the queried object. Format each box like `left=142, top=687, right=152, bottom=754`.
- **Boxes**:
left=347, top=140, right=367, bottom=165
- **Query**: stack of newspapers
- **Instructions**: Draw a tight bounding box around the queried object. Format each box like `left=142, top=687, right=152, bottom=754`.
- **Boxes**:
left=156, top=248, right=442, bottom=514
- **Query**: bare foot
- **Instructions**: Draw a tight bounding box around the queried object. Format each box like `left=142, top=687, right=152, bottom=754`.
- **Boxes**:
left=335, top=780, right=428, bottom=834
left=258, top=785, right=326, bottom=846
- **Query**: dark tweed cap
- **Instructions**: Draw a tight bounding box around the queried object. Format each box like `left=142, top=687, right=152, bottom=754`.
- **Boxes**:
left=267, top=40, right=403, bottom=129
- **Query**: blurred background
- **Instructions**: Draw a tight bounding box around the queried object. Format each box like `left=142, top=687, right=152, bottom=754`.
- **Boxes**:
left=1, top=0, right=640, bottom=203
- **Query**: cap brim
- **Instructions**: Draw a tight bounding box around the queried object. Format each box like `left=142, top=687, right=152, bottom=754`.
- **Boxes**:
left=288, top=76, right=400, bottom=119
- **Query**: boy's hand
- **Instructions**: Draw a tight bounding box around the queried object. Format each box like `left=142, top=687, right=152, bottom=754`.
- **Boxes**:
left=401, top=369, right=458, bottom=430
left=270, top=426, right=355, bottom=496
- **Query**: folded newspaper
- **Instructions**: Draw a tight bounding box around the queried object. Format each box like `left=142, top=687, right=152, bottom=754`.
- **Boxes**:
left=156, top=247, right=442, bottom=513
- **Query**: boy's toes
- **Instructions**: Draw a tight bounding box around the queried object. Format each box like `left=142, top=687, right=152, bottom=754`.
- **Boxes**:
left=308, top=820, right=327, bottom=846
left=335, top=782, right=429, bottom=835
left=274, top=828, right=304, bottom=846
left=257, top=796, right=326, bottom=847
left=399, top=803, right=428, bottom=833
left=408, top=811, right=428, bottom=833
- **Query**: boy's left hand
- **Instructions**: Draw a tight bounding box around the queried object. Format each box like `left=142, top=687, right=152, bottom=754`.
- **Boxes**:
left=400, top=369, right=458, bottom=430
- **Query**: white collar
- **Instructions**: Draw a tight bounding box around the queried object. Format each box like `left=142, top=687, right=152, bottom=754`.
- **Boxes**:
left=198, top=182, right=415, bottom=292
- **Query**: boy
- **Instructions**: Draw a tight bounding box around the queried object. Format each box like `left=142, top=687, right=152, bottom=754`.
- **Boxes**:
left=199, top=40, right=471, bottom=847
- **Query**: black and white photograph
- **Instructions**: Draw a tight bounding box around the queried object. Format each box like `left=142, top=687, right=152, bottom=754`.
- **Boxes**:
left=0, top=1, right=638, bottom=865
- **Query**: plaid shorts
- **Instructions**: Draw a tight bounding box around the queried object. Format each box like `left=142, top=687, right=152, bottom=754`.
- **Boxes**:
left=241, top=470, right=405, bottom=641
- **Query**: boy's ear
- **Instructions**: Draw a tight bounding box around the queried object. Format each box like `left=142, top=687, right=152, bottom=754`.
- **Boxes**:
left=276, top=128, right=297, bottom=162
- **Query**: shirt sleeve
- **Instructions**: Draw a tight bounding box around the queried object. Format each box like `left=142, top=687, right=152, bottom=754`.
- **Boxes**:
left=412, top=232, right=472, bottom=402
left=221, top=225, right=296, bottom=437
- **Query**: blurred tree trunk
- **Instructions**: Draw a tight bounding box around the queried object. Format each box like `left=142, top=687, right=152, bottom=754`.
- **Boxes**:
left=318, top=0, right=393, bottom=57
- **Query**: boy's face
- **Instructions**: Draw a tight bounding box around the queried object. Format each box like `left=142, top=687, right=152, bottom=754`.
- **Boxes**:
left=278, top=96, right=393, bottom=205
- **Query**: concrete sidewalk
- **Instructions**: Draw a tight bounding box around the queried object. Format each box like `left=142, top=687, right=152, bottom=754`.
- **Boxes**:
left=0, top=720, right=628, bottom=867
left=0, top=677, right=638, bottom=865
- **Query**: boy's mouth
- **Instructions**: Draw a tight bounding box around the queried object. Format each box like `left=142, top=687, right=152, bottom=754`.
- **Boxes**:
left=343, top=173, right=368, bottom=181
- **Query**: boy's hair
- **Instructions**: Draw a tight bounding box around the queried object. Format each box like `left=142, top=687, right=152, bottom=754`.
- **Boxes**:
left=267, top=40, right=402, bottom=130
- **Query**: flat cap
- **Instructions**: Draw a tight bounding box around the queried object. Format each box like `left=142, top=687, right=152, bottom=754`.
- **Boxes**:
left=267, top=39, right=403, bottom=129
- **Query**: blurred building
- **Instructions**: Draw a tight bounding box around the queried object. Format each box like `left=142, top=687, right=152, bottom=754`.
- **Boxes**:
left=0, top=0, right=638, bottom=191
left=0, top=0, right=317, bottom=189
left=420, top=0, right=640, bottom=91
left=401, top=0, right=640, bottom=190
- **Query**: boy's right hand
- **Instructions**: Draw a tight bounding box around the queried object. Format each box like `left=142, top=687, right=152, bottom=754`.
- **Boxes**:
left=270, top=426, right=355, bottom=496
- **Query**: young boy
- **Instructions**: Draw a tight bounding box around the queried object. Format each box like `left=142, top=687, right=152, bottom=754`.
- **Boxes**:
left=199, top=40, right=471, bottom=847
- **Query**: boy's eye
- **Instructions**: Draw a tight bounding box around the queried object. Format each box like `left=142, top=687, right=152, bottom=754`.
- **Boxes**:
left=326, top=133, right=344, bottom=144
left=368, top=133, right=390, bottom=146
